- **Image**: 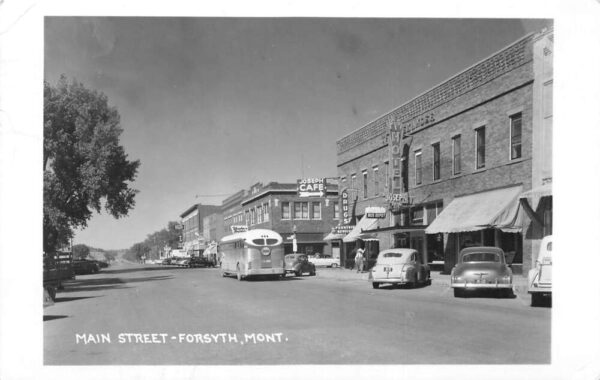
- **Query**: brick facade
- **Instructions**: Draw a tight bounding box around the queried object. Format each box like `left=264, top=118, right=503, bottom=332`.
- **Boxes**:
left=240, top=182, right=339, bottom=256
left=335, top=30, right=553, bottom=275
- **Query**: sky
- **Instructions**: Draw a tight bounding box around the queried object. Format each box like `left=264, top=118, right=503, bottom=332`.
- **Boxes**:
left=44, top=17, right=552, bottom=250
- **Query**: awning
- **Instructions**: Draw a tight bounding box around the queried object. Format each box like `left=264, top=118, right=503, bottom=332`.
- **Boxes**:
left=343, top=215, right=380, bottom=242
left=519, top=183, right=552, bottom=227
left=425, top=185, right=523, bottom=234
left=520, top=183, right=552, bottom=209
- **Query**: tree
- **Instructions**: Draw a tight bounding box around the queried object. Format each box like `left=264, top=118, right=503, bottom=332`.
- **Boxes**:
left=72, top=244, right=90, bottom=260
left=44, top=76, right=140, bottom=252
left=126, top=242, right=150, bottom=262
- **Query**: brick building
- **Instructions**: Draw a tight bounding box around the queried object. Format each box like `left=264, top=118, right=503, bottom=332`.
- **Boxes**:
left=238, top=181, right=340, bottom=256
left=335, top=28, right=553, bottom=275
left=180, top=203, right=221, bottom=256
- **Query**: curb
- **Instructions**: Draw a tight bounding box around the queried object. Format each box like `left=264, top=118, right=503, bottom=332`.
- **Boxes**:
left=315, top=268, right=529, bottom=294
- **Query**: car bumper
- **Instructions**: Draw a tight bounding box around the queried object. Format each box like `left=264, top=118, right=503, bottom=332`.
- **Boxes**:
left=246, top=268, right=285, bottom=276
left=451, top=283, right=512, bottom=289
left=528, top=284, right=552, bottom=294
left=370, top=277, right=409, bottom=284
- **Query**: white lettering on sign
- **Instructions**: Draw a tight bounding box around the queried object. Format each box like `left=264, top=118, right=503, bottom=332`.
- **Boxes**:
left=297, top=178, right=327, bottom=197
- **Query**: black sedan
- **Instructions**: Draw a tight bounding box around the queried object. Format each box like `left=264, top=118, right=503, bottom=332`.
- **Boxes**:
left=284, top=254, right=316, bottom=277
left=72, top=259, right=100, bottom=275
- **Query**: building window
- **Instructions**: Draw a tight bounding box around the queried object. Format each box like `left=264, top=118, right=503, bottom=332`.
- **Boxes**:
left=350, top=173, right=356, bottom=190
left=510, top=113, right=522, bottom=160
left=281, top=202, right=290, bottom=220
left=476, top=126, right=486, bottom=169
left=263, top=202, right=269, bottom=222
left=250, top=208, right=256, bottom=225
left=384, top=161, right=389, bottom=189
left=256, top=205, right=263, bottom=224
left=432, top=143, right=440, bottom=181
left=452, top=135, right=461, bottom=175
left=373, top=166, right=379, bottom=196
left=411, top=207, right=424, bottom=225
left=414, top=150, right=422, bottom=185
left=294, top=202, right=309, bottom=219
left=245, top=210, right=250, bottom=225
left=312, top=202, right=321, bottom=219
left=333, top=201, right=340, bottom=219
left=363, top=171, right=368, bottom=198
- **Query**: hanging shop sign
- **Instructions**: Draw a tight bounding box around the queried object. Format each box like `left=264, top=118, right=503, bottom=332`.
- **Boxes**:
left=230, top=225, right=249, bottom=234
left=365, top=206, right=387, bottom=219
left=341, top=189, right=350, bottom=224
left=334, top=224, right=355, bottom=235
left=387, top=192, right=412, bottom=211
left=297, top=178, right=327, bottom=197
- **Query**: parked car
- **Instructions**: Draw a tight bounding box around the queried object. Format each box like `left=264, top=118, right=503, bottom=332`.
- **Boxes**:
left=72, top=259, right=100, bottom=275
left=308, top=255, right=340, bottom=268
left=189, top=255, right=215, bottom=268
left=175, top=258, right=190, bottom=267
left=90, top=259, right=109, bottom=268
left=528, top=235, right=552, bottom=306
left=284, top=254, right=316, bottom=276
left=451, top=247, right=513, bottom=298
left=369, top=249, right=430, bottom=289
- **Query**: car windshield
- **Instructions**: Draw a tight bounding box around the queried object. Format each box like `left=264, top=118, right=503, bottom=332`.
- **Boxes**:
left=462, top=252, right=500, bottom=262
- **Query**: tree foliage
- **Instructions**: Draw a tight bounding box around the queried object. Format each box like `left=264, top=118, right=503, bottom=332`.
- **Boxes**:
left=44, top=76, right=140, bottom=252
left=124, top=221, right=182, bottom=261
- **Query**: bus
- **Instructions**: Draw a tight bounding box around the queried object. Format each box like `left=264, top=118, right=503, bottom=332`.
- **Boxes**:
left=219, top=229, right=285, bottom=280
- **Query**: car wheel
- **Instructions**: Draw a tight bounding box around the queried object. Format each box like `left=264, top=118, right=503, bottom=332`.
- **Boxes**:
left=295, top=270, right=302, bottom=277
left=372, top=282, right=380, bottom=289
left=236, top=265, right=243, bottom=281
left=309, top=269, right=316, bottom=276
left=331, top=263, right=339, bottom=268
left=531, top=293, right=542, bottom=307
left=454, top=288, right=464, bottom=298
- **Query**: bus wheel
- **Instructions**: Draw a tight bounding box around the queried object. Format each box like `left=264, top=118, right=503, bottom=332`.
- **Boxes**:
left=236, top=265, right=243, bottom=281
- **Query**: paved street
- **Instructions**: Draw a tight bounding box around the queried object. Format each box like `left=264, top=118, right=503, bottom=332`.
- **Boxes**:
left=44, top=263, right=551, bottom=365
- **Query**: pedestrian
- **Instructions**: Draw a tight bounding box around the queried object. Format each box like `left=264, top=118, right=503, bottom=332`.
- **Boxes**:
left=355, top=247, right=365, bottom=273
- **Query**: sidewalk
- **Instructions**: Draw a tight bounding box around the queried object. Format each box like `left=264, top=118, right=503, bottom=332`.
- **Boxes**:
left=315, top=267, right=529, bottom=293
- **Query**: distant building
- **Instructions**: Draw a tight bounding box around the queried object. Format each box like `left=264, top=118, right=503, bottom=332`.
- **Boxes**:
left=335, top=28, right=553, bottom=274
left=203, top=212, right=225, bottom=244
left=180, top=203, right=221, bottom=256
left=221, top=189, right=247, bottom=234
left=220, top=181, right=340, bottom=256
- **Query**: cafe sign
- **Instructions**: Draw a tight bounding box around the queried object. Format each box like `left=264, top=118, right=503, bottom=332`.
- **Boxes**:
left=297, top=178, right=327, bottom=197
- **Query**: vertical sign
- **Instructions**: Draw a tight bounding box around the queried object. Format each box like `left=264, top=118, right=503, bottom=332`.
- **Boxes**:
left=341, top=189, right=350, bottom=224
left=388, top=115, right=403, bottom=193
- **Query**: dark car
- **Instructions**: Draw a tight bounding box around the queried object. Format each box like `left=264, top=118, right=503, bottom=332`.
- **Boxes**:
left=90, top=260, right=109, bottom=268
left=451, top=246, right=513, bottom=298
left=72, top=259, right=100, bottom=275
left=284, top=254, right=316, bottom=277
left=189, top=256, right=215, bottom=268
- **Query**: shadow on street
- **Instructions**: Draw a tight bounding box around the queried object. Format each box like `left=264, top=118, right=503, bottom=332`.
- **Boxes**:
left=43, top=315, right=69, bottom=322
left=97, top=266, right=187, bottom=275
left=54, top=295, right=103, bottom=303
left=59, top=275, right=173, bottom=293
